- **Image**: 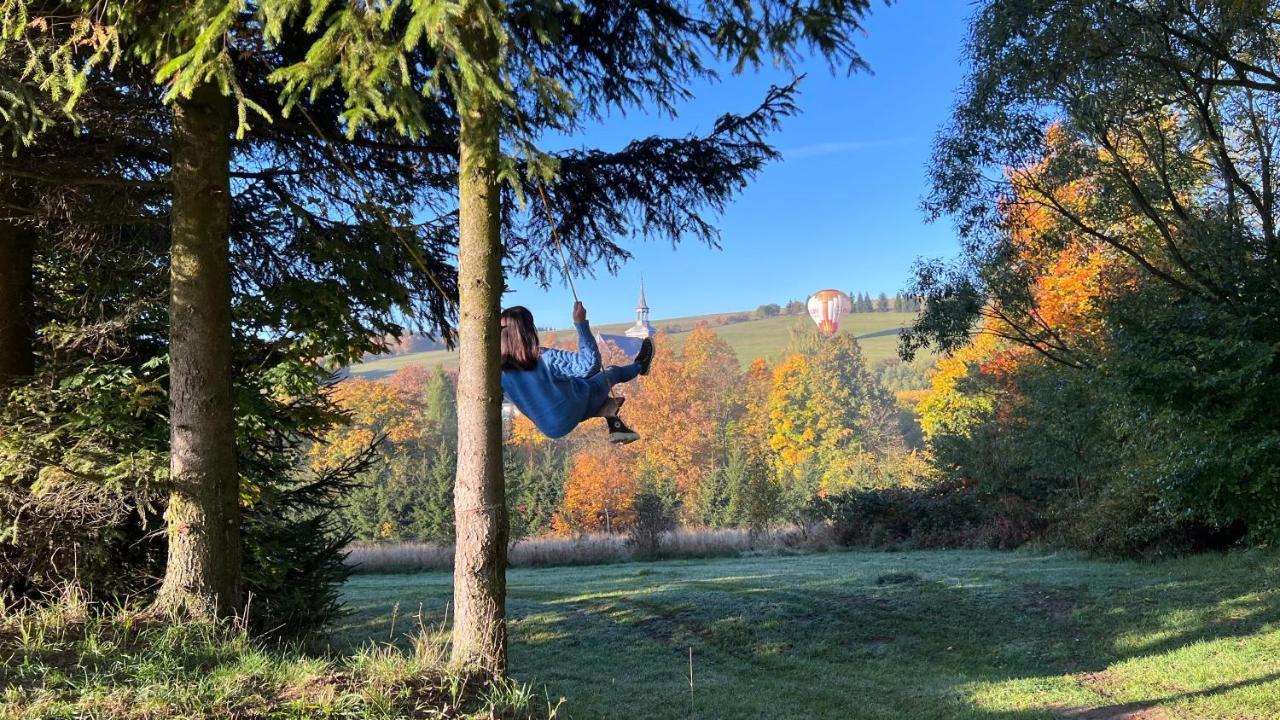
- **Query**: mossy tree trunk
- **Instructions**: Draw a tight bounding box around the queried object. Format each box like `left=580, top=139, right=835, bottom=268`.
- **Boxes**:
left=151, top=82, right=241, bottom=619
left=449, top=37, right=508, bottom=674
left=0, top=193, right=35, bottom=386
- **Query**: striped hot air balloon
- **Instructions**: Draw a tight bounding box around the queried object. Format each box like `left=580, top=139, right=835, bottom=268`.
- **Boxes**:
left=807, top=289, right=852, bottom=336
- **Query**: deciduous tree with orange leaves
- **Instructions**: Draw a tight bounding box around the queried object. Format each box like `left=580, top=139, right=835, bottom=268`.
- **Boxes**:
left=620, top=328, right=741, bottom=514
left=554, top=448, right=636, bottom=533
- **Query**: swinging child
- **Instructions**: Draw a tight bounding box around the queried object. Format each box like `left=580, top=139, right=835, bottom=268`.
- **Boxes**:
left=500, top=301, right=653, bottom=444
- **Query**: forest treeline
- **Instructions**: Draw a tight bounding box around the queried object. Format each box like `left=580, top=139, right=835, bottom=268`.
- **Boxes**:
left=891, top=0, right=1280, bottom=556
left=754, top=293, right=924, bottom=318
left=321, top=325, right=930, bottom=547
left=334, top=0, right=1280, bottom=561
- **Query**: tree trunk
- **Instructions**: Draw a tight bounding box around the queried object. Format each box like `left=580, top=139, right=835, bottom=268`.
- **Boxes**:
left=0, top=201, right=35, bottom=385
left=449, top=77, right=508, bottom=673
left=151, top=82, right=241, bottom=620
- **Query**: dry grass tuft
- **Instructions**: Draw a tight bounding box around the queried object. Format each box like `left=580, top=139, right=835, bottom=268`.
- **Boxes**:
left=345, top=525, right=839, bottom=574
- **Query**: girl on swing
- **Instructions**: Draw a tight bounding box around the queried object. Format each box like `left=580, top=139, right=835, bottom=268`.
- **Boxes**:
left=501, top=301, right=653, bottom=444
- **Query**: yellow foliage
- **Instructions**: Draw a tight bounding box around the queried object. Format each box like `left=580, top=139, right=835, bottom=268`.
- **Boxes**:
left=308, top=377, right=418, bottom=473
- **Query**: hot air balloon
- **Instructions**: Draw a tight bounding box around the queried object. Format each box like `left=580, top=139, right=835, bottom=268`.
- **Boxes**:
left=807, top=289, right=852, bottom=336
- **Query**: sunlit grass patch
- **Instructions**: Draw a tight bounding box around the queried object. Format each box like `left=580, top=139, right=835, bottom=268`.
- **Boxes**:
left=1, top=590, right=556, bottom=720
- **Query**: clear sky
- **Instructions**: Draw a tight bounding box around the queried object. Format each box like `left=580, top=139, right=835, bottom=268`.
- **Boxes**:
left=503, top=1, right=974, bottom=328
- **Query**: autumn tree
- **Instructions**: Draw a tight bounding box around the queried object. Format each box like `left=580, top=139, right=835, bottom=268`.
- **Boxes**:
left=555, top=448, right=637, bottom=534
left=909, top=0, right=1280, bottom=546
left=620, top=329, right=743, bottom=515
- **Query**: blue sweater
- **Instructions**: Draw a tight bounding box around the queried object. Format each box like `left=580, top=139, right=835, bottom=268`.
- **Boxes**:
left=501, top=321, right=602, bottom=438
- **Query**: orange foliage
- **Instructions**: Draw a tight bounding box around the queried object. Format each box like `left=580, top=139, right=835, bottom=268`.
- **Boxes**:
left=508, top=414, right=546, bottom=448
left=385, top=364, right=430, bottom=398
left=553, top=447, right=636, bottom=533
left=619, top=329, right=739, bottom=508
left=1000, top=125, right=1137, bottom=353
left=740, top=358, right=773, bottom=456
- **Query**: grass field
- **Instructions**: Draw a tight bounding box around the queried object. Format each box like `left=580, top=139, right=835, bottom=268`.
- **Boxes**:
left=337, top=549, right=1280, bottom=719
left=348, top=311, right=920, bottom=378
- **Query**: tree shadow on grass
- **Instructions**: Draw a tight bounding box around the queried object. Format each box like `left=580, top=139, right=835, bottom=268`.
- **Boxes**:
left=1009, top=672, right=1280, bottom=720
left=502, top=552, right=1280, bottom=719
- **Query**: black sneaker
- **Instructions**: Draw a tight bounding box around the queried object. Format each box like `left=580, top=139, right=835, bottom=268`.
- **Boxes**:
left=606, top=416, right=640, bottom=444
left=635, top=338, right=655, bottom=375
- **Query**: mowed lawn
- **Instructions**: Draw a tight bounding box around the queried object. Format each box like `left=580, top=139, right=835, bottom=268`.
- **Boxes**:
left=336, top=550, right=1280, bottom=719
left=347, top=312, right=921, bottom=378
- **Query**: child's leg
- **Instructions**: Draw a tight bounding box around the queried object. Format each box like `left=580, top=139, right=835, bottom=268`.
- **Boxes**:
left=601, top=362, right=641, bottom=388
left=581, top=363, right=640, bottom=422
left=588, top=396, right=624, bottom=418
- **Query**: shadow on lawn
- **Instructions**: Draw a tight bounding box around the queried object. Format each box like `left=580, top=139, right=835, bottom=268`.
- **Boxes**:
left=335, top=553, right=1280, bottom=718
left=1001, top=672, right=1280, bottom=720
left=505, top=556, right=1280, bottom=718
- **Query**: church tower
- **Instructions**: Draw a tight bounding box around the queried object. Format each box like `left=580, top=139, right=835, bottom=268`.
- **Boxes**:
left=625, top=280, right=656, bottom=339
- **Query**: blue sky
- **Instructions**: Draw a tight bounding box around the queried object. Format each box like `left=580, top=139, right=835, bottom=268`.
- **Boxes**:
left=504, top=2, right=974, bottom=327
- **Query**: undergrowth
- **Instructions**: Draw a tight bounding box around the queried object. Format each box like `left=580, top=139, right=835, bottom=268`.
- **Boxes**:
left=0, top=587, right=558, bottom=719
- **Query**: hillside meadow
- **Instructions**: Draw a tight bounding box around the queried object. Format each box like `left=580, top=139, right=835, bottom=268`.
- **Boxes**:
left=336, top=549, right=1280, bottom=720
left=348, top=311, right=921, bottom=378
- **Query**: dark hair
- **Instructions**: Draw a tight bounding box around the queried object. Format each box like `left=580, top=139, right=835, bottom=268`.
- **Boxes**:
left=501, top=306, right=541, bottom=371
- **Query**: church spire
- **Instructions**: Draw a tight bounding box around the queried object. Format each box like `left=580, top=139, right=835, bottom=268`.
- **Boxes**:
left=625, top=279, right=656, bottom=339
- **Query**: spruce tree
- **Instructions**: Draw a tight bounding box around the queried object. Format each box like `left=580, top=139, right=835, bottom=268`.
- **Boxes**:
left=1, top=2, right=459, bottom=623
left=0, top=187, right=34, bottom=384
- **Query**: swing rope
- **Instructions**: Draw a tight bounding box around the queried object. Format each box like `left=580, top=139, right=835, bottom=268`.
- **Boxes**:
left=511, top=106, right=626, bottom=410
left=299, top=81, right=622, bottom=439
left=302, top=101, right=590, bottom=361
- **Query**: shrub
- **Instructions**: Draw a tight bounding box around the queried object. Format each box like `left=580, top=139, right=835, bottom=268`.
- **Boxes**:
left=816, top=482, right=1044, bottom=550
left=1051, top=476, right=1247, bottom=559
left=627, top=492, right=678, bottom=559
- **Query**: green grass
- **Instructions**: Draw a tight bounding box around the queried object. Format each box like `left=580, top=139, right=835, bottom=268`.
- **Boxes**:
left=337, top=549, right=1280, bottom=719
left=349, top=311, right=920, bottom=378
left=0, top=592, right=554, bottom=719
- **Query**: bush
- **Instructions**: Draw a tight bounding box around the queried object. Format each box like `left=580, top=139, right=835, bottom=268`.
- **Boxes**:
left=627, top=492, right=678, bottom=559
left=816, top=482, right=1044, bottom=550
left=1051, top=476, right=1247, bottom=559
left=0, top=364, right=367, bottom=640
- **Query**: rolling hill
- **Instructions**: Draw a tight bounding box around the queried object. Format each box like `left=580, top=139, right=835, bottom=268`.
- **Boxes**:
left=348, top=310, right=922, bottom=379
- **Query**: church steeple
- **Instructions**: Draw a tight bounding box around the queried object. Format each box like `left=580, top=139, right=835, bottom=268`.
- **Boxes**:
left=625, top=279, right=656, bottom=339
left=637, top=279, right=649, bottom=321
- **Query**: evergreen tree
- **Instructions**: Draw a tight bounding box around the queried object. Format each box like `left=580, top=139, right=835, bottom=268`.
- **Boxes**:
left=875, top=291, right=890, bottom=312
left=1, top=3, right=457, bottom=628
left=0, top=183, right=34, bottom=385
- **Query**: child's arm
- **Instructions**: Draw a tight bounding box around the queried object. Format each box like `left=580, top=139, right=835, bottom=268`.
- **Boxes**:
left=541, top=302, right=602, bottom=379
